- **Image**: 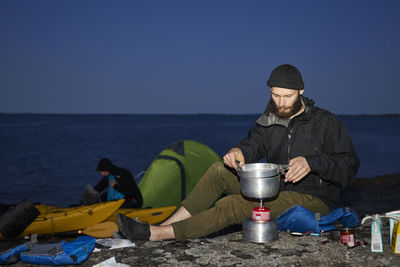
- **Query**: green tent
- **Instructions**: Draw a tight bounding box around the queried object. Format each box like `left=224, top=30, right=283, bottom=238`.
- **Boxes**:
left=138, top=140, right=221, bottom=208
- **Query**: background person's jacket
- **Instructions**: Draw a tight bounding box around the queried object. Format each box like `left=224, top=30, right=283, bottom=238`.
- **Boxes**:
left=95, top=166, right=143, bottom=207
left=236, top=96, right=360, bottom=210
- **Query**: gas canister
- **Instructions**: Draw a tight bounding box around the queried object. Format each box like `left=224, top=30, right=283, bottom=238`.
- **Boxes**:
left=252, top=206, right=270, bottom=221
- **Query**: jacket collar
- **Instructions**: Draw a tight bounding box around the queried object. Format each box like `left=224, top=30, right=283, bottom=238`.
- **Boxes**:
left=256, top=96, right=315, bottom=127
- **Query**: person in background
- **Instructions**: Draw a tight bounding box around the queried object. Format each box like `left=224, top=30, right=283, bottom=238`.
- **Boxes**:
left=94, top=158, right=143, bottom=208
left=117, top=64, right=360, bottom=241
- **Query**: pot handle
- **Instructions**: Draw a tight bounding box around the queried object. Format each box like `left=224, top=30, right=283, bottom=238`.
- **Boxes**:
left=278, top=164, right=290, bottom=174
left=235, top=161, right=243, bottom=171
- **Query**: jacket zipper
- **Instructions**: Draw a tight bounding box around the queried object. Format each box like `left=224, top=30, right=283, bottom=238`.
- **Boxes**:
left=287, top=127, right=292, bottom=163
left=288, top=123, right=322, bottom=186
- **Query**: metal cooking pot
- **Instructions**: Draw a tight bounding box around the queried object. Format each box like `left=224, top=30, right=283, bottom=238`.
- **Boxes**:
left=242, top=218, right=279, bottom=243
left=237, top=163, right=289, bottom=199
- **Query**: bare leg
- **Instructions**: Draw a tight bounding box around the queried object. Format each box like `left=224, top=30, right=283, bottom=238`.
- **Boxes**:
left=149, top=225, right=175, bottom=241
left=160, top=206, right=191, bottom=226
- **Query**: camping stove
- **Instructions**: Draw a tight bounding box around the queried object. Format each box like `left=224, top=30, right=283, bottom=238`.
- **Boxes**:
left=237, top=163, right=282, bottom=243
left=242, top=200, right=279, bottom=243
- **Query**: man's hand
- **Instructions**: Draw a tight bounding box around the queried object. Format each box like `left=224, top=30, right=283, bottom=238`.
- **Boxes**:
left=284, top=156, right=311, bottom=183
left=109, top=180, right=116, bottom=187
left=223, top=147, right=245, bottom=170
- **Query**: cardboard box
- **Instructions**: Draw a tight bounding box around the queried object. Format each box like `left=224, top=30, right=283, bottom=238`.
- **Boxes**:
left=392, top=220, right=400, bottom=254
left=371, top=216, right=383, bottom=252
left=386, top=210, right=400, bottom=244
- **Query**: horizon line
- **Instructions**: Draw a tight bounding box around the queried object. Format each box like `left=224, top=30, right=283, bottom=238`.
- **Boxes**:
left=1, top=112, right=399, bottom=117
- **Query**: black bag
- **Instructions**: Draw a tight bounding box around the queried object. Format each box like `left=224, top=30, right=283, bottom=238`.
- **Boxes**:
left=0, top=199, right=39, bottom=238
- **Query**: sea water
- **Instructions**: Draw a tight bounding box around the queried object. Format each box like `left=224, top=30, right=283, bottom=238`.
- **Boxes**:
left=1, top=114, right=399, bottom=206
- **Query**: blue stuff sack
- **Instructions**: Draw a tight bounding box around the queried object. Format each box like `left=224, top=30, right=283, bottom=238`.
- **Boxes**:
left=277, top=205, right=360, bottom=233
left=276, top=205, right=320, bottom=233
left=0, top=243, right=28, bottom=265
left=20, top=236, right=95, bottom=265
left=59, top=236, right=95, bottom=264
left=318, top=206, right=360, bottom=231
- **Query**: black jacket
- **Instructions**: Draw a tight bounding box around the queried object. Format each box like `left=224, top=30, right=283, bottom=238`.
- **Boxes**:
left=94, top=166, right=143, bottom=207
left=236, top=96, right=360, bottom=209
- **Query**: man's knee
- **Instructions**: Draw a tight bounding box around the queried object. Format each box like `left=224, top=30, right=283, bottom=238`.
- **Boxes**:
left=204, top=161, right=231, bottom=182
left=209, top=161, right=225, bottom=173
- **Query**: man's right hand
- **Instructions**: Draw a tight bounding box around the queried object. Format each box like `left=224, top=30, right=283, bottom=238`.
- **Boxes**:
left=223, top=147, right=245, bottom=170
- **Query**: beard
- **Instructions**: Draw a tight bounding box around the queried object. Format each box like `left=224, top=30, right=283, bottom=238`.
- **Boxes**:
left=270, top=94, right=303, bottom=119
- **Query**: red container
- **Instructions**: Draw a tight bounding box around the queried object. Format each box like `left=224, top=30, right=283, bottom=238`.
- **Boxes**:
left=252, top=206, right=270, bottom=221
left=340, top=228, right=355, bottom=246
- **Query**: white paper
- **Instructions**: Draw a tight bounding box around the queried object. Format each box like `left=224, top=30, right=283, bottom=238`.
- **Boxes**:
left=92, top=257, right=130, bottom=267
left=96, top=238, right=136, bottom=250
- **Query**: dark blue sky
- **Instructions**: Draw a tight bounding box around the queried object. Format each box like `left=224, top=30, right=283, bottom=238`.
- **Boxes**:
left=1, top=0, right=399, bottom=114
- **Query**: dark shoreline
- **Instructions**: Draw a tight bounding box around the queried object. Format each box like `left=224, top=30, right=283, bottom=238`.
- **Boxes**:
left=340, top=172, right=400, bottom=218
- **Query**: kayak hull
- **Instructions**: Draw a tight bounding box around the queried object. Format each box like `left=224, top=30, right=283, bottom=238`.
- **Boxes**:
left=35, top=203, right=176, bottom=225
left=0, top=200, right=176, bottom=239
left=0, top=199, right=124, bottom=238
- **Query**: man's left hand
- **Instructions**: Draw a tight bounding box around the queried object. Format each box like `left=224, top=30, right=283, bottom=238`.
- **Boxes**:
left=109, top=180, right=116, bottom=187
left=284, top=156, right=311, bottom=183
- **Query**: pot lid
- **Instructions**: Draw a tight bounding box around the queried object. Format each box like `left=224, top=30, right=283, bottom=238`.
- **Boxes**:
left=237, top=163, right=280, bottom=178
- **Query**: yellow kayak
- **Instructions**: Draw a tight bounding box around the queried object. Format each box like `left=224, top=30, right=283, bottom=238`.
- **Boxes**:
left=35, top=202, right=176, bottom=225
left=0, top=199, right=124, bottom=238
left=106, top=205, right=176, bottom=224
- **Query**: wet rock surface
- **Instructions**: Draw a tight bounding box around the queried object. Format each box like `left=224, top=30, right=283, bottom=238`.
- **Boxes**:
left=38, top=227, right=400, bottom=266
left=1, top=173, right=400, bottom=266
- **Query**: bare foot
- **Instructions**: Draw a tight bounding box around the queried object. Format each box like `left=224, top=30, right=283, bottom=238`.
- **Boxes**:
left=160, top=206, right=191, bottom=226
left=149, top=225, right=175, bottom=241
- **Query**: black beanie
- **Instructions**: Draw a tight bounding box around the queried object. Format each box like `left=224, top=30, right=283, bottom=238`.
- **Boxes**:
left=96, top=158, right=115, bottom=172
left=267, top=64, right=304, bottom=90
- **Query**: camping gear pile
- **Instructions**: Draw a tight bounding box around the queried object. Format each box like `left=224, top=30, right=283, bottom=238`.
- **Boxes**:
left=231, top=161, right=367, bottom=247
left=237, top=162, right=362, bottom=245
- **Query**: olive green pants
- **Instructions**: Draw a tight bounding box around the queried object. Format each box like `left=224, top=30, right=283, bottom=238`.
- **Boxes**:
left=172, top=162, right=330, bottom=240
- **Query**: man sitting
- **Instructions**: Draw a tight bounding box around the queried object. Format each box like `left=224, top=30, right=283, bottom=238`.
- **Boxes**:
left=117, top=64, right=360, bottom=241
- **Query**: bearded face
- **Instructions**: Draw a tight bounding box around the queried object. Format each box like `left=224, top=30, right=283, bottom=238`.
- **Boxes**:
left=270, top=88, right=304, bottom=119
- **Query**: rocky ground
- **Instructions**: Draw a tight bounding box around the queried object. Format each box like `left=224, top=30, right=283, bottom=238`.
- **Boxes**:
left=1, top=173, right=400, bottom=266
left=86, top=225, right=399, bottom=267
